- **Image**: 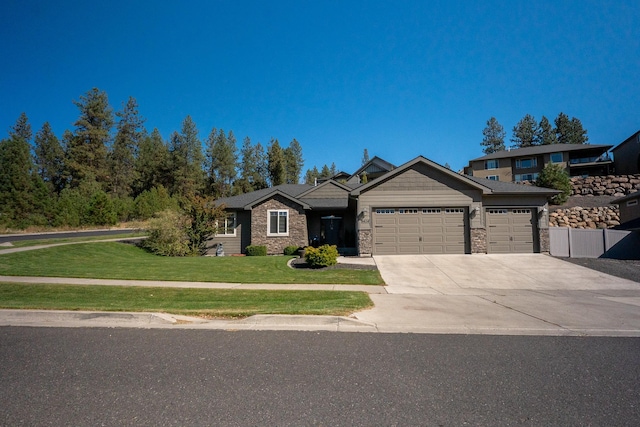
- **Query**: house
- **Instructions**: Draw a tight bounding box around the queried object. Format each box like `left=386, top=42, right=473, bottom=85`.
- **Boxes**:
left=465, top=144, right=613, bottom=183
left=210, top=155, right=559, bottom=256
left=612, top=130, right=640, bottom=174
left=613, top=191, right=640, bottom=231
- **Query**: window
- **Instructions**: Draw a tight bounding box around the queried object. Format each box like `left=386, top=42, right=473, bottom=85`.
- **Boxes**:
left=550, top=152, right=563, bottom=163
left=515, top=158, right=537, bottom=169
left=422, top=208, right=441, bottom=214
left=485, top=159, right=498, bottom=170
left=216, top=212, right=236, bottom=236
left=398, top=209, right=418, bottom=214
left=267, top=210, right=288, bottom=236
left=375, top=209, right=395, bottom=214
left=487, top=175, right=499, bottom=181
left=514, top=173, right=539, bottom=182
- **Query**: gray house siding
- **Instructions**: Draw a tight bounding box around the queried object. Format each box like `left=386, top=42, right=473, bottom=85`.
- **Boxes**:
left=613, top=132, right=640, bottom=174
left=205, top=210, right=251, bottom=255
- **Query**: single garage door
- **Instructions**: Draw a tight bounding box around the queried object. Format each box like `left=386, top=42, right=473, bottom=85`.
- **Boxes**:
left=373, top=208, right=467, bottom=255
left=486, top=208, right=536, bottom=253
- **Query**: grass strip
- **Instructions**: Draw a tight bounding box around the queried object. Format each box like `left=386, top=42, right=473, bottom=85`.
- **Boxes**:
left=0, top=283, right=373, bottom=318
left=0, top=242, right=383, bottom=285
left=6, top=233, right=147, bottom=248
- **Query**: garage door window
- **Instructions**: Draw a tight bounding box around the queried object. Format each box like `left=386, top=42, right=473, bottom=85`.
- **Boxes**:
left=376, top=209, right=395, bottom=214
left=422, top=208, right=441, bottom=214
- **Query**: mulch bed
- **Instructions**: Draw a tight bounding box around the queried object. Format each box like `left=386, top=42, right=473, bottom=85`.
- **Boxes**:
left=289, top=257, right=378, bottom=271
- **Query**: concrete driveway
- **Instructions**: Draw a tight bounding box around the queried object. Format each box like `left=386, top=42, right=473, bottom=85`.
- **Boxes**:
left=354, top=254, right=640, bottom=336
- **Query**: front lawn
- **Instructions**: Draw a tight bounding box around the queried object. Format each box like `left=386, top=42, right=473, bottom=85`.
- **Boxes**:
left=0, top=242, right=383, bottom=285
left=0, top=283, right=373, bottom=317
left=6, top=232, right=147, bottom=248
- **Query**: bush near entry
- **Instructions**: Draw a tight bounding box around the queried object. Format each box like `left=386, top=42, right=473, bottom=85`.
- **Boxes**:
left=304, top=244, right=339, bottom=268
left=246, top=245, right=267, bottom=256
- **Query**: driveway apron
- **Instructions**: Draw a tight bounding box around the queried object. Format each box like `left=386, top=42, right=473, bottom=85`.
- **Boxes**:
left=354, top=254, right=640, bottom=335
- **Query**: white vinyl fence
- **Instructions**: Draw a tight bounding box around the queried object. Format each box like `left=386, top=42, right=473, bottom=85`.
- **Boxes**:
left=549, top=227, right=640, bottom=259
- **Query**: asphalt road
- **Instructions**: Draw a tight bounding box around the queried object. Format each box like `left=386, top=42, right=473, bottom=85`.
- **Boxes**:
left=1, top=328, right=639, bottom=426
left=0, top=229, right=141, bottom=244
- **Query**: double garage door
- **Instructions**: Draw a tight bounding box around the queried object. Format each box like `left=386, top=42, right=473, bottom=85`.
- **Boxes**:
left=372, top=207, right=537, bottom=255
left=373, top=208, right=468, bottom=255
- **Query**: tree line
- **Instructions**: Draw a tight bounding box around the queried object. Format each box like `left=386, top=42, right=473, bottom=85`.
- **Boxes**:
left=0, top=88, right=327, bottom=229
left=481, top=113, right=589, bottom=154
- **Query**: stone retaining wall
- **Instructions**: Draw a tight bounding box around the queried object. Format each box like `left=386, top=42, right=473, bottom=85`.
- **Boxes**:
left=549, top=206, right=620, bottom=229
left=571, top=174, right=640, bottom=197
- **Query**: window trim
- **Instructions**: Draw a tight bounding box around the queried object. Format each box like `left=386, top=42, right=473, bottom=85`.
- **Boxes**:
left=550, top=152, right=563, bottom=163
left=485, top=159, right=498, bottom=170
left=215, top=212, right=237, bottom=237
left=514, top=173, right=539, bottom=182
left=515, top=157, right=537, bottom=169
left=267, top=209, right=289, bottom=236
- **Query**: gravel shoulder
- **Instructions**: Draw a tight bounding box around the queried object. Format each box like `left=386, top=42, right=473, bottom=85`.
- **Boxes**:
left=559, top=257, right=640, bottom=283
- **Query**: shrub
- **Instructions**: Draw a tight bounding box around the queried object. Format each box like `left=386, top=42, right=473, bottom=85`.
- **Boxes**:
left=283, top=245, right=300, bottom=256
left=134, top=185, right=179, bottom=220
left=142, top=209, right=191, bottom=256
left=304, top=244, right=339, bottom=268
left=246, top=245, right=267, bottom=256
left=536, top=163, right=572, bottom=205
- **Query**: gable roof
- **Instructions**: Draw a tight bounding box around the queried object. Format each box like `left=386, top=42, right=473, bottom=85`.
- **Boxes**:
left=470, top=144, right=613, bottom=162
left=351, top=156, right=492, bottom=196
left=297, top=179, right=352, bottom=198
left=215, top=184, right=312, bottom=209
left=351, top=155, right=560, bottom=196
left=349, top=156, right=396, bottom=180
left=612, top=130, right=640, bottom=152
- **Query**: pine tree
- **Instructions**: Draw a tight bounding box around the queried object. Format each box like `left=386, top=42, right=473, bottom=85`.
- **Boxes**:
left=34, top=122, right=65, bottom=193
left=481, top=117, right=506, bottom=154
left=168, top=116, right=205, bottom=198
left=304, top=166, right=319, bottom=185
left=67, top=88, right=114, bottom=188
left=135, top=128, right=170, bottom=194
left=535, top=116, right=558, bottom=145
left=555, top=113, right=589, bottom=145
left=284, top=138, right=304, bottom=184
left=206, top=128, right=237, bottom=197
left=267, top=138, right=286, bottom=186
left=0, top=114, right=40, bottom=226
left=330, top=162, right=337, bottom=176
left=511, top=114, right=538, bottom=148
left=235, top=137, right=268, bottom=194
left=320, top=164, right=332, bottom=178
left=109, top=97, right=145, bottom=198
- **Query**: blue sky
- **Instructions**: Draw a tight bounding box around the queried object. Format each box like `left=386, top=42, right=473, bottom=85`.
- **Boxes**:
left=1, top=0, right=639, bottom=175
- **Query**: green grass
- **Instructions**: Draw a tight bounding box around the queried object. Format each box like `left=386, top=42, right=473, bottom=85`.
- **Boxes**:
left=0, top=283, right=373, bottom=317
left=6, top=233, right=147, bottom=248
left=0, top=242, right=383, bottom=285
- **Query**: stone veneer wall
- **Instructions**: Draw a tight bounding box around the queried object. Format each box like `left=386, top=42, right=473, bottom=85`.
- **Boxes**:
left=357, top=229, right=372, bottom=256
left=470, top=228, right=487, bottom=254
left=549, top=206, right=620, bottom=229
left=571, top=174, right=640, bottom=197
left=250, top=196, right=308, bottom=255
left=538, top=228, right=550, bottom=253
